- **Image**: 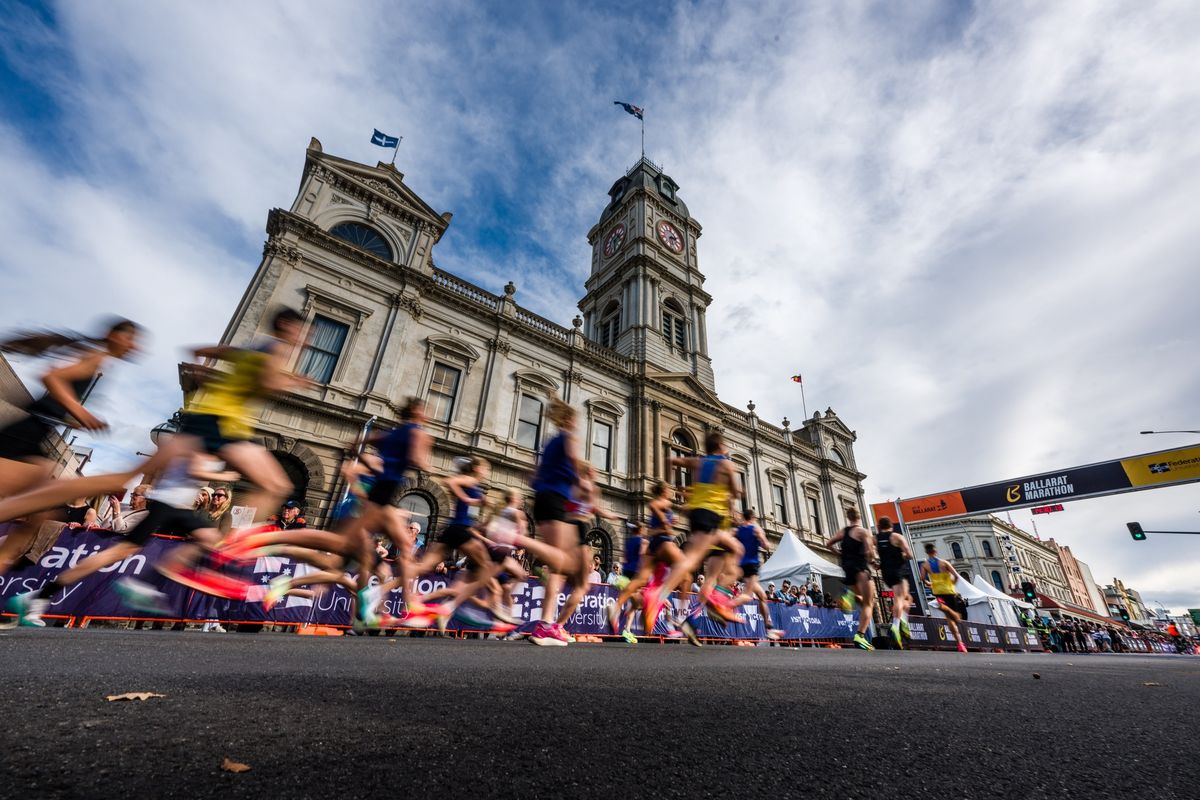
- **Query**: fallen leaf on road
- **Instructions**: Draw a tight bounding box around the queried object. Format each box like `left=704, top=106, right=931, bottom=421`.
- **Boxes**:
left=1032, top=673, right=1041, bottom=679
left=1143, top=682, right=1164, bottom=687
left=105, top=692, right=165, bottom=702
left=221, top=758, right=251, bottom=773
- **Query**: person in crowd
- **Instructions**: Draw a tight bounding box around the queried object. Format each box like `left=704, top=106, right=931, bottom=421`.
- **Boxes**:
left=779, top=579, right=793, bottom=603
left=207, top=487, right=234, bottom=534
left=270, top=500, right=306, bottom=530
left=587, top=553, right=604, bottom=585
left=63, top=497, right=98, bottom=529
left=796, top=585, right=812, bottom=608
left=101, top=485, right=152, bottom=534
left=194, top=486, right=213, bottom=514
left=766, top=582, right=778, bottom=602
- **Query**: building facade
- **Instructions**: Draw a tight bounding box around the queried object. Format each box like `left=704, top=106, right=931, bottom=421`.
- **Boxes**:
left=184, top=139, right=869, bottom=568
left=1047, top=539, right=1102, bottom=614
left=906, top=515, right=1073, bottom=603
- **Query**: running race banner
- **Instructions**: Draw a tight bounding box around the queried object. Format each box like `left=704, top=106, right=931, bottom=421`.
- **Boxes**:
left=0, top=528, right=1040, bottom=650
left=875, top=442, right=1200, bottom=524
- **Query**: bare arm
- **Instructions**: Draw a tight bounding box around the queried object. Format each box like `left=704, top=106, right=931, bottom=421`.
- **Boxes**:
left=756, top=527, right=772, bottom=554
left=860, top=527, right=878, bottom=562
left=824, top=529, right=845, bottom=550
left=444, top=475, right=483, bottom=506
left=41, top=352, right=106, bottom=430
left=893, top=532, right=914, bottom=561
left=410, top=428, right=434, bottom=474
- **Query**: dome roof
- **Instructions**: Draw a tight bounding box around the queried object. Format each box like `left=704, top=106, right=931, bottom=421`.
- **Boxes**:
left=599, top=157, right=689, bottom=224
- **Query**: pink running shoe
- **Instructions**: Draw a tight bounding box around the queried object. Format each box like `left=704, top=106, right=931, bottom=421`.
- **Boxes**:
left=957, top=642, right=968, bottom=653
left=530, top=621, right=568, bottom=647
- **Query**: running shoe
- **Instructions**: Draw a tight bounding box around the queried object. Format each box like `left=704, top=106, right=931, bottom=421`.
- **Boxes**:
left=956, top=642, right=968, bottom=653
left=262, top=575, right=291, bottom=611
left=113, top=577, right=172, bottom=615
left=704, top=590, right=740, bottom=623
left=157, top=563, right=252, bottom=600
left=5, top=593, right=47, bottom=628
left=890, top=623, right=903, bottom=650
left=838, top=589, right=855, bottom=612
left=557, top=624, right=575, bottom=644
left=642, top=588, right=666, bottom=632
left=766, top=628, right=785, bottom=641
left=356, top=587, right=380, bottom=628
left=679, top=618, right=702, bottom=648
left=853, top=632, right=875, bottom=651
left=530, top=621, right=567, bottom=647
left=400, top=608, right=440, bottom=628
left=490, top=605, right=517, bottom=626
left=899, top=618, right=912, bottom=639
left=621, top=629, right=638, bottom=645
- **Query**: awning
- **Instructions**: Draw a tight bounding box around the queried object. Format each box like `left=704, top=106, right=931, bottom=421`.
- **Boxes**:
left=1018, top=593, right=1124, bottom=626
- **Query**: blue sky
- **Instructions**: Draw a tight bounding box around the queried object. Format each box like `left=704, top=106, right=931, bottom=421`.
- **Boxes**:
left=2, top=0, right=1199, bottom=611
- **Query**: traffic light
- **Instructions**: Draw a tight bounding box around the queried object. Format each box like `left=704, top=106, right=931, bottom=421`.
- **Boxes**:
left=1020, top=581, right=1036, bottom=603
left=1119, top=607, right=1131, bottom=622
left=1127, top=522, right=1147, bottom=541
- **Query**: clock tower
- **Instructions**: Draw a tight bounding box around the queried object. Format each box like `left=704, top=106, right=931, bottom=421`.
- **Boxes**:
left=580, top=157, right=715, bottom=391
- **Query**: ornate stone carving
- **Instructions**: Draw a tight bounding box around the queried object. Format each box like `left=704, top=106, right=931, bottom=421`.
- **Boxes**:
left=280, top=436, right=297, bottom=452
left=488, top=337, right=512, bottom=355
left=263, top=237, right=301, bottom=265
left=363, top=178, right=402, bottom=202
left=398, top=295, right=424, bottom=320
left=562, top=368, right=584, bottom=385
left=329, top=193, right=351, bottom=205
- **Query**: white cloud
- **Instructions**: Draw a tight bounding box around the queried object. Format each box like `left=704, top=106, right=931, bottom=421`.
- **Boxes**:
left=2, top=0, right=1198, bottom=611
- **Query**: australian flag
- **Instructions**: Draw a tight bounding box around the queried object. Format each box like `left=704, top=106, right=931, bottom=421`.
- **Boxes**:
left=1149, top=463, right=1171, bottom=474
left=371, top=128, right=400, bottom=148
left=614, top=101, right=644, bottom=120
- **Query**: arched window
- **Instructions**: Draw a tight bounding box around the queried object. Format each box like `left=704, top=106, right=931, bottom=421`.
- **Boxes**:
left=670, top=429, right=695, bottom=487
left=399, top=492, right=435, bottom=547
left=662, top=299, right=687, bottom=350
left=597, top=300, right=620, bottom=349
left=961, top=571, right=971, bottom=581
left=828, top=448, right=846, bottom=467
left=329, top=222, right=393, bottom=261
left=982, top=540, right=994, bottom=558
left=951, top=542, right=964, bottom=560
left=990, top=570, right=1004, bottom=591
left=585, top=528, right=613, bottom=573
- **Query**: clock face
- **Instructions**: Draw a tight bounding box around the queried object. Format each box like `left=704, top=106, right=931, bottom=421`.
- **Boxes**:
left=656, top=220, right=685, bottom=254
left=603, top=224, right=626, bottom=259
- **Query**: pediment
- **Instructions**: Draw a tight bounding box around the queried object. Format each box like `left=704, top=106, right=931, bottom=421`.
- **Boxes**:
left=647, top=371, right=723, bottom=410
left=307, top=146, right=449, bottom=234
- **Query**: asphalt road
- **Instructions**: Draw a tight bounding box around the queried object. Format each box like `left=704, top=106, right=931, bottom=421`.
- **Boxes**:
left=0, top=630, right=1195, bottom=800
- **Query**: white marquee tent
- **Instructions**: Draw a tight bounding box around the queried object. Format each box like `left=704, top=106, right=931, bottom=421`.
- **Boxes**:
left=758, top=530, right=844, bottom=585
left=972, top=575, right=1035, bottom=626
left=926, top=573, right=1027, bottom=628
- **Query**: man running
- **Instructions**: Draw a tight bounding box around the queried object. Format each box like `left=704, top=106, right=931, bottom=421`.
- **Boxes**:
left=730, top=509, right=784, bottom=641
left=825, top=508, right=876, bottom=652
left=875, top=516, right=914, bottom=649
left=919, top=542, right=968, bottom=653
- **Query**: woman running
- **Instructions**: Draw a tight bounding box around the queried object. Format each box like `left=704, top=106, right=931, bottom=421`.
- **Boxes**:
left=0, top=319, right=142, bottom=576
left=729, top=509, right=784, bottom=640
left=608, top=522, right=646, bottom=644
left=527, top=398, right=584, bottom=647
left=549, top=463, right=619, bottom=640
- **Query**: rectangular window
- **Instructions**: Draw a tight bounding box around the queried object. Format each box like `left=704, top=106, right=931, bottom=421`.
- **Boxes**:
left=599, top=318, right=618, bottom=349
left=808, top=496, right=822, bottom=537
left=662, top=314, right=686, bottom=349
left=737, top=471, right=749, bottom=513
left=515, top=394, right=543, bottom=450
left=426, top=362, right=461, bottom=424
left=297, top=315, right=349, bottom=384
left=591, top=420, right=612, bottom=472
left=771, top=484, right=788, bottom=525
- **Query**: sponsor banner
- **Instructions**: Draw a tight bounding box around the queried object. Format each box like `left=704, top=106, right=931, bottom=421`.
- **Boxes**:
left=0, top=529, right=1040, bottom=650
left=893, top=443, right=1200, bottom=523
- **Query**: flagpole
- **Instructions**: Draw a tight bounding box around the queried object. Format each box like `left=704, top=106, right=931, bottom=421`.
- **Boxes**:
left=641, top=113, right=645, bottom=160
left=390, top=135, right=403, bottom=166
left=800, top=380, right=808, bottom=420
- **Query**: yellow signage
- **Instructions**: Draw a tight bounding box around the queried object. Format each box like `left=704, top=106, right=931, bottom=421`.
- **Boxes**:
left=1121, top=445, right=1200, bottom=487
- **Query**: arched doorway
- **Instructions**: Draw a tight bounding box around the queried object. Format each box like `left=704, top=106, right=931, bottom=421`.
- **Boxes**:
left=584, top=527, right=613, bottom=573
left=398, top=491, right=437, bottom=550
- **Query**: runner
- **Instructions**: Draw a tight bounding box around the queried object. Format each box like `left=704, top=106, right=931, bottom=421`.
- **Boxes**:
left=550, top=463, right=619, bottom=641
left=608, top=521, right=646, bottom=644
left=651, top=431, right=744, bottom=625
left=5, top=443, right=249, bottom=627
left=825, top=508, right=877, bottom=652
left=919, top=542, right=968, bottom=653
left=875, top=516, right=914, bottom=648
left=527, top=398, right=583, bottom=647
left=607, top=480, right=699, bottom=646
left=0, top=319, right=142, bottom=576
left=730, top=509, right=784, bottom=641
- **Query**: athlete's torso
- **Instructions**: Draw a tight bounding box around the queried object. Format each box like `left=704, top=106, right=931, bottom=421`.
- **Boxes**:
left=533, top=432, right=576, bottom=497
left=876, top=532, right=906, bottom=571
left=688, top=455, right=731, bottom=515
left=839, top=526, right=867, bottom=567
left=927, top=557, right=956, bottom=594
left=736, top=524, right=760, bottom=564
left=451, top=483, right=483, bottom=526
left=188, top=339, right=277, bottom=437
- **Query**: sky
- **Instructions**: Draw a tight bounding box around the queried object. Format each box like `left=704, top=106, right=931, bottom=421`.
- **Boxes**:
left=1, top=0, right=1198, bottom=612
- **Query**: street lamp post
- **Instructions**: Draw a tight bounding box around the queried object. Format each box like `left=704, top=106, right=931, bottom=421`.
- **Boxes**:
left=1140, top=430, right=1200, bottom=435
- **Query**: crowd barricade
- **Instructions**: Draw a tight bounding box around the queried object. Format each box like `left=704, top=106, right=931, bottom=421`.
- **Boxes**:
left=0, top=528, right=1074, bottom=651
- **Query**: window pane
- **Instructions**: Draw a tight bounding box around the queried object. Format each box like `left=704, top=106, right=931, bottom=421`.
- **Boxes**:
left=591, top=421, right=611, bottom=471
left=427, top=363, right=460, bottom=423
left=771, top=484, right=787, bottom=525
left=808, top=497, right=822, bottom=536
left=737, top=471, right=749, bottom=512
left=674, top=317, right=686, bottom=349
left=515, top=394, right=543, bottom=449
left=298, top=316, right=349, bottom=384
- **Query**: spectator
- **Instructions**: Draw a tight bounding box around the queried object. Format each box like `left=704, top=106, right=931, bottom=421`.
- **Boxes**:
left=766, top=583, right=778, bottom=601
left=270, top=500, right=306, bottom=530
left=587, top=554, right=604, bottom=584
left=194, top=486, right=213, bottom=514
left=208, top=488, right=233, bottom=534
left=780, top=580, right=793, bottom=602
left=63, top=497, right=97, bottom=529
left=101, top=485, right=151, bottom=534
left=796, top=586, right=812, bottom=607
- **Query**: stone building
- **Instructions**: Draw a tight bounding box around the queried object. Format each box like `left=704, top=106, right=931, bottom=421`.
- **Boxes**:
left=906, top=514, right=1072, bottom=603
left=1047, top=539, right=1105, bottom=614
left=183, top=138, right=868, bottom=568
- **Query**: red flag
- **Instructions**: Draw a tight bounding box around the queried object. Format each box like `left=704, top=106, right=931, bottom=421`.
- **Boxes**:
left=790, top=375, right=802, bottom=384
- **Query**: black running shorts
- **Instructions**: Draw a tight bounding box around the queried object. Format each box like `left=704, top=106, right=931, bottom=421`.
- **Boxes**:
left=648, top=533, right=673, bottom=556
left=127, top=500, right=211, bottom=546
left=178, top=413, right=244, bottom=454
left=439, top=523, right=474, bottom=549
left=0, top=415, right=53, bottom=462
left=366, top=478, right=403, bottom=507
left=533, top=490, right=568, bottom=524
left=882, top=567, right=908, bottom=588
left=841, top=563, right=870, bottom=586
left=741, top=562, right=760, bottom=579
left=688, top=508, right=723, bottom=534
